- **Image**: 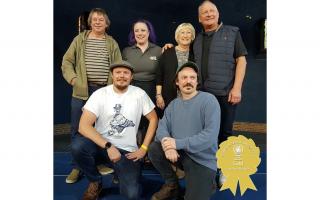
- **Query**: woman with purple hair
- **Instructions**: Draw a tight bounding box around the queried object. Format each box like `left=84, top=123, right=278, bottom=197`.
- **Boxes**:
left=122, top=19, right=162, bottom=139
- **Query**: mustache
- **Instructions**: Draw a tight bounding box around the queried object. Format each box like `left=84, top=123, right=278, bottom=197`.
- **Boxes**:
left=116, top=78, right=128, bottom=81
left=183, top=83, right=194, bottom=88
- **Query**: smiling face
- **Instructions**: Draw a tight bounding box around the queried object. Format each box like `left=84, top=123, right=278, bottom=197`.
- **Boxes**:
left=90, top=12, right=107, bottom=34
left=176, top=27, right=193, bottom=46
left=198, top=1, right=219, bottom=31
left=176, top=67, right=198, bottom=96
left=133, top=22, right=150, bottom=45
left=112, top=67, right=133, bottom=91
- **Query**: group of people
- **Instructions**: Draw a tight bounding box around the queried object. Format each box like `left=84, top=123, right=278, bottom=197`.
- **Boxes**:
left=61, top=1, right=247, bottom=200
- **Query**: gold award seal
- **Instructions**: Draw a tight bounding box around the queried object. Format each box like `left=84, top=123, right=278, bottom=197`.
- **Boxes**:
left=216, top=135, right=261, bottom=196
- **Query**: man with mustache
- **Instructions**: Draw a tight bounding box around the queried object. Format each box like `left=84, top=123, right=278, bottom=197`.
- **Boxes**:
left=72, top=60, right=158, bottom=200
left=148, top=62, right=220, bottom=200
left=162, top=4, right=248, bottom=185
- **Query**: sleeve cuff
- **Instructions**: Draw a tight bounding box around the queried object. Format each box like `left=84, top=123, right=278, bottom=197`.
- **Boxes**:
left=155, top=134, right=165, bottom=143
left=175, top=138, right=187, bottom=150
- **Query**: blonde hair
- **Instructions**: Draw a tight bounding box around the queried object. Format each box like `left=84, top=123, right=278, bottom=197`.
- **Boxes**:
left=174, top=23, right=196, bottom=43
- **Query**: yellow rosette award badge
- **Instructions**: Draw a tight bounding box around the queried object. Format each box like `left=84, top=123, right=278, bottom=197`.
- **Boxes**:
left=216, top=135, right=261, bottom=196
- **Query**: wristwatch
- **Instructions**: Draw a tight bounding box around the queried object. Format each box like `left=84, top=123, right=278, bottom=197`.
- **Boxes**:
left=104, top=141, right=112, bottom=150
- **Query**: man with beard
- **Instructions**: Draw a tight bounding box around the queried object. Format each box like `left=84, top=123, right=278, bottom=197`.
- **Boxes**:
left=72, top=60, right=158, bottom=200
left=148, top=62, right=220, bottom=200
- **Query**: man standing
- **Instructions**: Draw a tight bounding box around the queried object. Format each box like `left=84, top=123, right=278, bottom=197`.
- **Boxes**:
left=193, top=0, right=248, bottom=185
left=148, top=62, right=220, bottom=200
left=72, top=61, right=158, bottom=200
left=61, top=8, right=122, bottom=183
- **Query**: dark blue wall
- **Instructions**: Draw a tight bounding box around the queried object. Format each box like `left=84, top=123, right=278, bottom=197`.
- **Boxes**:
left=54, top=0, right=266, bottom=124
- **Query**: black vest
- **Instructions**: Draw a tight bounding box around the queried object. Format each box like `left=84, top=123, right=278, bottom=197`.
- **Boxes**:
left=193, top=25, right=238, bottom=96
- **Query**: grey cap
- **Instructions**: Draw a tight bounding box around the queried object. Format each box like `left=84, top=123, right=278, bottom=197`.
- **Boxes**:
left=109, top=60, right=134, bottom=72
left=176, top=61, right=199, bottom=75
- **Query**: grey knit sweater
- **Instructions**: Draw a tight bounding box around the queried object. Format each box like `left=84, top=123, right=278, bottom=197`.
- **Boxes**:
left=155, top=91, right=220, bottom=170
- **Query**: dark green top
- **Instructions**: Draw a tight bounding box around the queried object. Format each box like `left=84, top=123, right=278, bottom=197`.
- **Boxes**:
left=61, top=30, right=122, bottom=100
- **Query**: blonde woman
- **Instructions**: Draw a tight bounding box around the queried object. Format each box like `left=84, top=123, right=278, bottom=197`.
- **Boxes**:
left=156, top=23, right=196, bottom=111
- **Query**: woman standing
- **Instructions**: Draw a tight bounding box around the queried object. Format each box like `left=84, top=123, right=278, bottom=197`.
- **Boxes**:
left=156, top=23, right=196, bottom=111
left=122, top=19, right=162, bottom=135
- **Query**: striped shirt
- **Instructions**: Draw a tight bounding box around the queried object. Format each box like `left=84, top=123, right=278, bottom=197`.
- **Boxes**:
left=85, top=38, right=111, bottom=84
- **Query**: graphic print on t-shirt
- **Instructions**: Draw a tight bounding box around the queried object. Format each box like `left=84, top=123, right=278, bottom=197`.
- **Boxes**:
left=107, top=104, right=135, bottom=136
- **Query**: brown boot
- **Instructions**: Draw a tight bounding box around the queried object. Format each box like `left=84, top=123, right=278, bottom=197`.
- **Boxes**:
left=171, top=164, right=185, bottom=179
left=151, top=183, right=180, bottom=200
left=82, top=181, right=102, bottom=200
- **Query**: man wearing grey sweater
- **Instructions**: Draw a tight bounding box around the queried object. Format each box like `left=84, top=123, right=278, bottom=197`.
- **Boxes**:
left=148, top=61, right=221, bottom=200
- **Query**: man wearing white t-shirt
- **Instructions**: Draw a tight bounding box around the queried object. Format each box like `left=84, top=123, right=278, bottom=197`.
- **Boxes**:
left=72, top=60, right=158, bottom=200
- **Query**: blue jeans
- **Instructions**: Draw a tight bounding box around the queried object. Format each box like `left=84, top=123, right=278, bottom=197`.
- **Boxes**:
left=71, top=135, right=141, bottom=200
left=215, top=95, right=237, bottom=144
left=70, top=86, right=102, bottom=168
left=70, top=86, right=101, bottom=138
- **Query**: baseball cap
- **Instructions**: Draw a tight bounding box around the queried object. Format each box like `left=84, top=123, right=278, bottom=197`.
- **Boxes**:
left=176, top=61, right=199, bottom=76
left=109, top=60, right=134, bottom=72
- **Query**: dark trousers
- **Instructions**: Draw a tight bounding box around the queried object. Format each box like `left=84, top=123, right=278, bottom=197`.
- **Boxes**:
left=71, top=135, right=141, bottom=200
left=215, top=95, right=237, bottom=145
left=70, top=86, right=102, bottom=168
left=148, top=142, right=216, bottom=200
left=131, top=80, right=157, bottom=144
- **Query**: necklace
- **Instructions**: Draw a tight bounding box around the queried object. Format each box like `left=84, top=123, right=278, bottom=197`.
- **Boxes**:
left=176, top=46, right=189, bottom=52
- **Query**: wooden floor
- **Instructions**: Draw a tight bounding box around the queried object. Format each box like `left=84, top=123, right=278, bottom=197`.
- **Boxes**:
left=54, top=122, right=266, bottom=135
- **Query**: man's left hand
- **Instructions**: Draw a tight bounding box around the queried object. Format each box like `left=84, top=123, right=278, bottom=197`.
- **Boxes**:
left=228, top=88, right=242, bottom=105
left=125, top=148, right=147, bottom=162
left=164, top=149, right=179, bottom=163
left=161, top=137, right=176, bottom=151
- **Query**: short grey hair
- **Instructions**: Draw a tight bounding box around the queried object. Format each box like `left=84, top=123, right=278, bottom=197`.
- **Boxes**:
left=174, top=23, right=196, bottom=43
left=198, top=0, right=216, bottom=15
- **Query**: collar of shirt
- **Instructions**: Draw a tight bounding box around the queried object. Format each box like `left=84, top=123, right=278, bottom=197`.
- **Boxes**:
left=201, top=22, right=224, bottom=37
left=130, top=42, right=156, bottom=50
left=202, top=30, right=215, bottom=37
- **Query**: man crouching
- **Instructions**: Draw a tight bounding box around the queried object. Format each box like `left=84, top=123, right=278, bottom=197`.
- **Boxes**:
left=148, top=62, right=220, bottom=200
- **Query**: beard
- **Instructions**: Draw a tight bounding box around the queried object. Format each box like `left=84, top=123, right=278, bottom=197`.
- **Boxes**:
left=115, top=85, right=128, bottom=91
left=114, top=83, right=129, bottom=91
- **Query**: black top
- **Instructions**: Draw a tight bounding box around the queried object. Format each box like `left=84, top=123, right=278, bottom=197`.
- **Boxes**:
left=156, top=47, right=193, bottom=107
left=200, top=31, right=247, bottom=82
left=156, top=48, right=178, bottom=107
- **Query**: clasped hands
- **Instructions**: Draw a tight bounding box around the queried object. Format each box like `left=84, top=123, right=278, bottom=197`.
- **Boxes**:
left=107, top=145, right=147, bottom=163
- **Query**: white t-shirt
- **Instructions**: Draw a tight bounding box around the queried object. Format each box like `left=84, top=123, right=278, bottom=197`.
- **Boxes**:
left=83, top=85, right=155, bottom=152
